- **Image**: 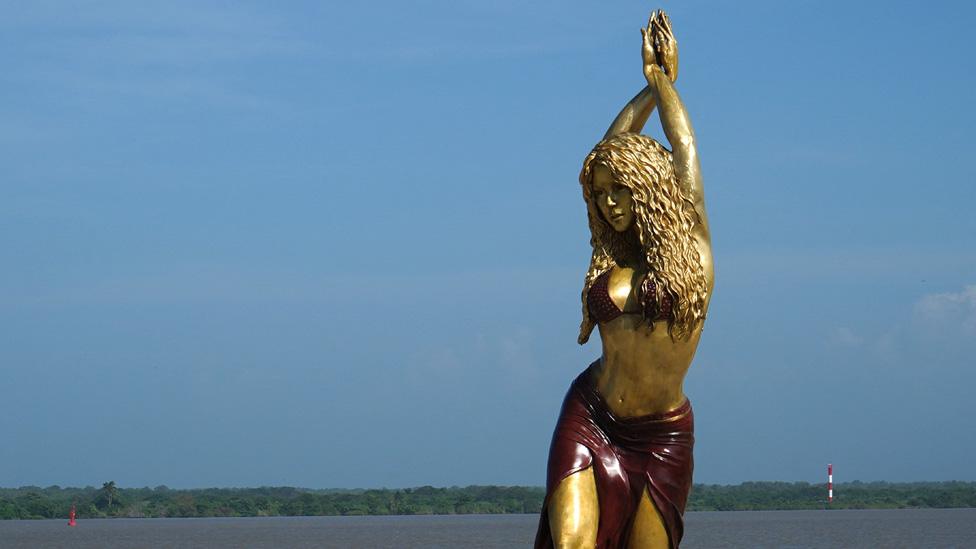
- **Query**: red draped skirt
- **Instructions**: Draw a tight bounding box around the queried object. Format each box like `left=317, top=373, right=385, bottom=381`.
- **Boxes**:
left=535, top=363, right=694, bottom=548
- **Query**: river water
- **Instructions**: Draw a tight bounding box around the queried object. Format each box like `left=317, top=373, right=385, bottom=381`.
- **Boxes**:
left=1, top=509, right=973, bottom=548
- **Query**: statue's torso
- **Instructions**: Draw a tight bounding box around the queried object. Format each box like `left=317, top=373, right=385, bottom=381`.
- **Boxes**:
left=591, top=265, right=706, bottom=417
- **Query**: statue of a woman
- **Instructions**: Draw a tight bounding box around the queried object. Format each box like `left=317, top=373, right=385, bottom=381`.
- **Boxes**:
left=535, top=11, right=713, bottom=549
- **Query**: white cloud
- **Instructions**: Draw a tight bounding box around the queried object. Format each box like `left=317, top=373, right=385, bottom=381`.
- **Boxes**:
left=827, top=326, right=863, bottom=347
left=821, top=285, right=976, bottom=365
left=914, top=285, right=976, bottom=336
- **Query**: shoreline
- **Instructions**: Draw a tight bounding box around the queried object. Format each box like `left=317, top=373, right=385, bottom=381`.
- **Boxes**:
left=3, top=482, right=975, bottom=520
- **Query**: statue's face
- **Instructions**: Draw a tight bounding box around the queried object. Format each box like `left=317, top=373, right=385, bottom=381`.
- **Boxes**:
left=591, top=164, right=635, bottom=233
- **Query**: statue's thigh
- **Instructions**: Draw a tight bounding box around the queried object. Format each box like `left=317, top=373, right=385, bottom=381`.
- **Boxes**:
left=627, top=488, right=669, bottom=549
left=548, top=466, right=599, bottom=548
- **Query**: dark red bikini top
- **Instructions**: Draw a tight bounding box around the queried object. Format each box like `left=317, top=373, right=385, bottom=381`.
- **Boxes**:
left=587, top=270, right=673, bottom=323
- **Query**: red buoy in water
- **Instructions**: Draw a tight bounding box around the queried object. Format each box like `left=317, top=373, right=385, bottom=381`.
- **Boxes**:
left=68, top=505, right=76, bottom=527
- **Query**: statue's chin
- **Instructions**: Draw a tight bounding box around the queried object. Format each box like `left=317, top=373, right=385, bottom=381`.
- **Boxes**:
left=610, top=219, right=634, bottom=233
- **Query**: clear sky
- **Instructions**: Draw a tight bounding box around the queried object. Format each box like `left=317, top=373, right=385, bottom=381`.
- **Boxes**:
left=2, top=1, right=975, bottom=489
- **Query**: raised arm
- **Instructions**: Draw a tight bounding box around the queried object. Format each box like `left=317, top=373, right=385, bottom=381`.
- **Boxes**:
left=604, top=13, right=678, bottom=140
left=643, top=11, right=708, bottom=236
left=603, top=86, right=656, bottom=140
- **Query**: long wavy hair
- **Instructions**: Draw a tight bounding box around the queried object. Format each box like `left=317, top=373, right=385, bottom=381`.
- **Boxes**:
left=578, top=132, right=707, bottom=343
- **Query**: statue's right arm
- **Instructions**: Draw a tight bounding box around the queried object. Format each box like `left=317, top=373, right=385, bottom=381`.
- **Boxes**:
left=603, top=86, right=657, bottom=140
left=604, top=11, right=681, bottom=141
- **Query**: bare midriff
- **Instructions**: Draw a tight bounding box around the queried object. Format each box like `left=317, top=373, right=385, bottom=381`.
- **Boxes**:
left=593, top=315, right=702, bottom=417
left=590, top=265, right=705, bottom=417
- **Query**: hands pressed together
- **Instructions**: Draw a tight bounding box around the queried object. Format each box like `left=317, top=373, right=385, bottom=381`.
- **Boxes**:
left=641, top=10, right=678, bottom=84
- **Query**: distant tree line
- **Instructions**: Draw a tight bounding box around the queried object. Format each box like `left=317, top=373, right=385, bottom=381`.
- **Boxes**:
left=688, top=481, right=976, bottom=511
left=0, top=485, right=543, bottom=519
left=1, top=481, right=974, bottom=520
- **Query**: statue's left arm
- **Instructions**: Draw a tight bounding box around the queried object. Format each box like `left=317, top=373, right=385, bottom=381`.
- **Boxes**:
left=643, top=12, right=710, bottom=240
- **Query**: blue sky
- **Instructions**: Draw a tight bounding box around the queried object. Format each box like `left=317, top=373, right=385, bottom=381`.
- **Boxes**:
left=2, top=1, right=974, bottom=488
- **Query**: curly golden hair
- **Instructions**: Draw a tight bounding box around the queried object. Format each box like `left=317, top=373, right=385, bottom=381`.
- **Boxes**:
left=578, top=132, right=707, bottom=343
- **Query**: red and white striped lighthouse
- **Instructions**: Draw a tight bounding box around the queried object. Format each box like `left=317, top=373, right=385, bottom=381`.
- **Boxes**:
left=827, top=463, right=834, bottom=504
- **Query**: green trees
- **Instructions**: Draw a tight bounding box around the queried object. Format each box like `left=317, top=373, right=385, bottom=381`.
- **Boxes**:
left=0, top=482, right=973, bottom=519
left=95, top=481, right=120, bottom=511
left=15, top=492, right=55, bottom=518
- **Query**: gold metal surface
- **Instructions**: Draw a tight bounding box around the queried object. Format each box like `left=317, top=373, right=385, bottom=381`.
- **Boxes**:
left=628, top=489, right=670, bottom=549
left=591, top=165, right=637, bottom=236
left=548, top=467, right=599, bottom=549
left=547, top=10, right=712, bottom=547
left=579, top=9, right=713, bottom=418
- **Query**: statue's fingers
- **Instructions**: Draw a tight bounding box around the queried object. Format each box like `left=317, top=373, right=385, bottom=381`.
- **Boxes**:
left=661, top=14, right=674, bottom=38
left=658, top=19, right=670, bottom=40
left=658, top=14, right=671, bottom=35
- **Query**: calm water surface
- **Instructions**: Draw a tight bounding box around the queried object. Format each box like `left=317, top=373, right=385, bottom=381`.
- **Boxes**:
left=1, top=509, right=973, bottom=548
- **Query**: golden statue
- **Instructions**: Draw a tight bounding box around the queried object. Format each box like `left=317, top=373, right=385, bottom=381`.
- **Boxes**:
left=535, top=11, right=713, bottom=549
